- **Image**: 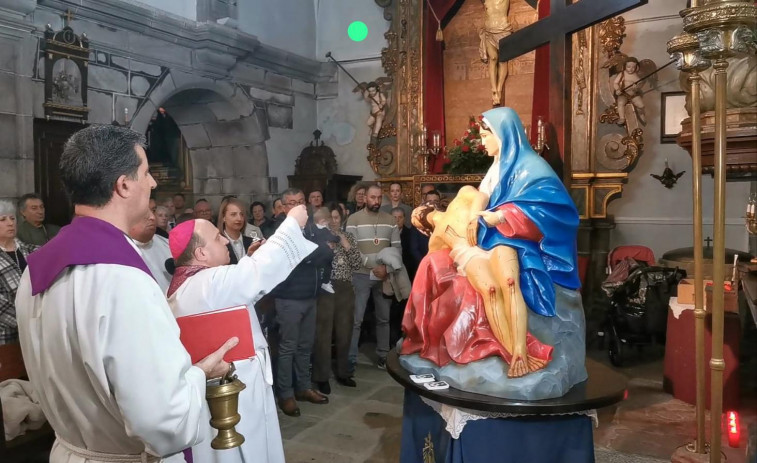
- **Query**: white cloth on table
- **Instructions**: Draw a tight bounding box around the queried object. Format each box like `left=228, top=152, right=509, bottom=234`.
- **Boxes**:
left=669, top=296, right=697, bottom=319
left=15, top=236, right=206, bottom=463
left=1, top=378, right=46, bottom=441
left=168, top=216, right=316, bottom=463
left=420, top=396, right=598, bottom=439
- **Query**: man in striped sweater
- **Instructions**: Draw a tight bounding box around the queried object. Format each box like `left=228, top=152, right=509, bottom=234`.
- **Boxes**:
left=345, top=183, right=402, bottom=371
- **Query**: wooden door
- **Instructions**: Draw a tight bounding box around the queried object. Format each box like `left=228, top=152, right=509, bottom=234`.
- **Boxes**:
left=33, top=119, right=84, bottom=226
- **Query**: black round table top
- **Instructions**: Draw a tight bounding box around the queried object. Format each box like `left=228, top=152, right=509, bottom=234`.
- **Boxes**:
left=386, top=350, right=627, bottom=415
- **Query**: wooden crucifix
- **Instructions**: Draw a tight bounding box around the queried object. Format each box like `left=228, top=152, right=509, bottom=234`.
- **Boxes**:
left=498, top=0, right=647, bottom=183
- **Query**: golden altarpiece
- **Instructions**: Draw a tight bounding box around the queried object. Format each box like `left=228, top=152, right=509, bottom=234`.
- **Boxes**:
left=366, top=0, right=655, bottom=308
left=368, top=1, right=643, bottom=208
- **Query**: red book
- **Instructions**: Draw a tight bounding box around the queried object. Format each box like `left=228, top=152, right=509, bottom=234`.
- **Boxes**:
left=176, top=305, right=255, bottom=364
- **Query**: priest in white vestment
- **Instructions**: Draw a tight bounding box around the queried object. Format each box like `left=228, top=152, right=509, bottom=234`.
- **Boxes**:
left=15, top=125, right=236, bottom=463
left=129, top=210, right=172, bottom=292
left=166, top=204, right=314, bottom=463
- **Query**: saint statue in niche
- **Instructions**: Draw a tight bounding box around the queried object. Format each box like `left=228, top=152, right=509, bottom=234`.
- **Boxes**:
left=51, top=58, right=82, bottom=106
left=479, top=0, right=513, bottom=107
left=402, top=107, right=581, bottom=378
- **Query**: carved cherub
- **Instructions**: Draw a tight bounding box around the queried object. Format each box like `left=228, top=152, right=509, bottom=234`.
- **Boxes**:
left=353, top=77, right=392, bottom=144
left=611, top=56, right=656, bottom=125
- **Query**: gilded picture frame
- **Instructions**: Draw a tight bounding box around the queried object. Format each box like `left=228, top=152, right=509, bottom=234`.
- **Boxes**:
left=661, top=91, right=687, bottom=144
left=412, top=174, right=485, bottom=207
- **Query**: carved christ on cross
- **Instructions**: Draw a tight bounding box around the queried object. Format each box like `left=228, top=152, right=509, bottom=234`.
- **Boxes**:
left=480, top=0, right=512, bottom=107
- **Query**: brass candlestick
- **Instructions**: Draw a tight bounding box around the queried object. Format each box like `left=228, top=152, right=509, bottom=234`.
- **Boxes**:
left=206, top=366, right=246, bottom=450
left=668, top=29, right=710, bottom=455
left=682, top=1, right=757, bottom=461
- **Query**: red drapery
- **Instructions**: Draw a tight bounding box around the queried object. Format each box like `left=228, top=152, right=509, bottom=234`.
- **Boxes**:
left=423, top=0, right=459, bottom=173
left=530, top=0, right=551, bottom=147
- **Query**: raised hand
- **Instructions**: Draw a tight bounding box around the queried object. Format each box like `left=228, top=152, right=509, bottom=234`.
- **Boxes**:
left=247, top=239, right=264, bottom=256
left=287, top=205, right=308, bottom=228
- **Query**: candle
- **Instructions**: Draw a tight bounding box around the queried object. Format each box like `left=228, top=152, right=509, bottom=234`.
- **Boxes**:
left=732, top=254, right=738, bottom=283
left=432, top=132, right=441, bottom=150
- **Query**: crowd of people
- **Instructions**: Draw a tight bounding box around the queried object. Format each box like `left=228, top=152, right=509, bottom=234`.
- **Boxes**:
left=0, top=124, right=453, bottom=463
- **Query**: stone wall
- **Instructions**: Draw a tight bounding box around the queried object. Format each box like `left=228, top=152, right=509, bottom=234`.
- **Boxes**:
left=0, top=0, right=336, bottom=211
left=315, top=0, right=390, bottom=183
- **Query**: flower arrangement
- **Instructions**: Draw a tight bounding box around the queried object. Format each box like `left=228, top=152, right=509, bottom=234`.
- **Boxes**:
left=443, top=116, right=493, bottom=174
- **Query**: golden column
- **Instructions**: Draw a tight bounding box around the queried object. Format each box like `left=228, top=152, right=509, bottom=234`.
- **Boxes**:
left=681, top=1, right=756, bottom=461
left=667, top=29, right=710, bottom=456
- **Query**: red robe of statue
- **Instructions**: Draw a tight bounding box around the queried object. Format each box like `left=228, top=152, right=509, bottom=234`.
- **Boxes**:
left=400, top=204, right=554, bottom=366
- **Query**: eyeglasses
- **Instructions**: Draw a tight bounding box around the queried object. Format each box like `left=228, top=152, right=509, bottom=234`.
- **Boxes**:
left=285, top=200, right=306, bottom=207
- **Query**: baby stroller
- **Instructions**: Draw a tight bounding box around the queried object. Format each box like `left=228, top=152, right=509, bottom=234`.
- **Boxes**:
left=600, top=246, right=686, bottom=366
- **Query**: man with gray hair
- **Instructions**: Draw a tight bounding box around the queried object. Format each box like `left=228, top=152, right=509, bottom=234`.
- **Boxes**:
left=16, top=193, right=60, bottom=245
left=15, top=124, right=236, bottom=462
left=269, top=188, right=334, bottom=417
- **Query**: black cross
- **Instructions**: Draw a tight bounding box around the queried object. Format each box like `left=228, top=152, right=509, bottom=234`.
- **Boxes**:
left=497, top=0, right=647, bottom=180
left=705, top=236, right=713, bottom=248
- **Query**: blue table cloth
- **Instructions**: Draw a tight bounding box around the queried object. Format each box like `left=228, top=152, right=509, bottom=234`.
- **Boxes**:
left=400, top=390, right=595, bottom=463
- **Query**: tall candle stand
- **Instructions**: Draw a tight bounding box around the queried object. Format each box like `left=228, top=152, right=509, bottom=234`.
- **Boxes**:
left=681, top=1, right=756, bottom=461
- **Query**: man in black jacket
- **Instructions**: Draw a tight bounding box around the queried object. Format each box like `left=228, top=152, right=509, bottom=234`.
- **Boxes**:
left=269, top=188, right=334, bottom=417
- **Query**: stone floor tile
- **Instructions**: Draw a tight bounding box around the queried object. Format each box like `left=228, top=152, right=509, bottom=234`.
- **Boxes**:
left=283, top=441, right=359, bottom=463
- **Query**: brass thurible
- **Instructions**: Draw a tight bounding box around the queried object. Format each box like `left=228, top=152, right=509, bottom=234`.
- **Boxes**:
left=206, top=364, right=246, bottom=450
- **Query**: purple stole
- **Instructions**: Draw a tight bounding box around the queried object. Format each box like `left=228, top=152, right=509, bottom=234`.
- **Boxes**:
left=27, top=216, right=154, bottom=294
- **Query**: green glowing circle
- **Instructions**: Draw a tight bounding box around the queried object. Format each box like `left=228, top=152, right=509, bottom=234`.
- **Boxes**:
left=348, top=21, right=368, bottom=42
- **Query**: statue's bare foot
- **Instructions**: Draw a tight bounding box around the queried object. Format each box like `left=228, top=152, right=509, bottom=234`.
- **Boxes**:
left=507, top=350, right=529, bottom=378
left=508, top=347, right=550, bottom=377
left=526, top=355, right=549, bottom=373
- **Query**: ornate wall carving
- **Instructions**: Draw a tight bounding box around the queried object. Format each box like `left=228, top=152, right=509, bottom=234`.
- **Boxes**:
left=42, top=15, right=90, bottom=121
left=570, top=16, right=655, bottom=220
left=374, top=0, right=424, bottom=184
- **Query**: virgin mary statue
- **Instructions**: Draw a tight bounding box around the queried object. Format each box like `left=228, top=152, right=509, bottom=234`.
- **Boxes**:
left=401, top=108, right=584, bottom=387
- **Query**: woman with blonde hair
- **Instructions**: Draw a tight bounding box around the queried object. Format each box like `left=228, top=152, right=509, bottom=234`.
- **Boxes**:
left=217, top=198, right=262, bottom=265
left=346, top=182, right=367, bottom=214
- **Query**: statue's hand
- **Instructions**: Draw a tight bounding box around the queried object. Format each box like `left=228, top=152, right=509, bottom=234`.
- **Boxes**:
left=411, top=206, right=433, bottom=236
left=478, top=210, right=502, bottom=227
left=467, top=218, right=479, bottom=246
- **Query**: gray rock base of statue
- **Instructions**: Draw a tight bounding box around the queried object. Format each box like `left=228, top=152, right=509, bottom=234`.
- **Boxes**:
left=398, top=285, right=588, bottom=401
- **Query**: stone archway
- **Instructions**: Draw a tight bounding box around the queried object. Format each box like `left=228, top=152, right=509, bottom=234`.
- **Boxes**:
left=130, top=72, right=271, bottom=207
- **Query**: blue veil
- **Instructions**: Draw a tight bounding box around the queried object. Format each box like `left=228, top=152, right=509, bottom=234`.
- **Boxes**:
left=477, top=107, right=581, bottom=317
